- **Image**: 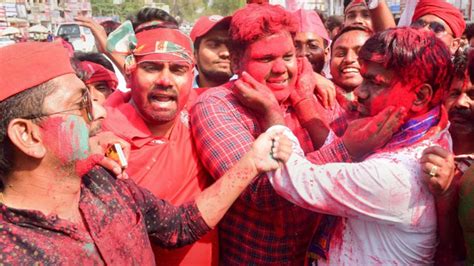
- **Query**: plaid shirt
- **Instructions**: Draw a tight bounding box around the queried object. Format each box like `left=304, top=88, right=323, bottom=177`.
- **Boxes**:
left=0, top=167, right=210, bottom=265
left=190, top=84, right=351, bottom=265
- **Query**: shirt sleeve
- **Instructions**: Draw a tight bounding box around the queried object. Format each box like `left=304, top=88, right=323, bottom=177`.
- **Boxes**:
left=123, top=179, right=211, bottom=249
left=190, top=94, right=297, bottom=211
left=306, top=132, right=353, bottom=164
left=267, top=130, right=428, bottom=226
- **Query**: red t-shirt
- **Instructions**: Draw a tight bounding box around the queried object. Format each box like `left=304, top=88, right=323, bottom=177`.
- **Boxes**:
left=103, top=91, right=218, bottom=265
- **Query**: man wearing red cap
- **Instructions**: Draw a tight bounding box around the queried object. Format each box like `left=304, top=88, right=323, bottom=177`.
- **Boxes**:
left=190, top=15, right=233, bottom=89
left=411, top=0, right=466, bottom=55
left=0, top=42, right=291, bottom=264
left=293, top=9, right=331, bottom=75
left=102, top=27, right=219, bottom=265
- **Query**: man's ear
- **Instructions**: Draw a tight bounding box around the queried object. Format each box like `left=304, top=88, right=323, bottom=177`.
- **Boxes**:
left=7, top=119, right=46, bottom=159
left=450, top=38, right=461, bottom=54
left=411, top=83, right=433, bottom=112
left=230, top=54, right=241, bottom=76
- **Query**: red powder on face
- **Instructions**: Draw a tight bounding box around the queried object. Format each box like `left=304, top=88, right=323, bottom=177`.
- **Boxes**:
left=75, top=154, right=104, bottom=177
left=41, top=117, right=74, bottom=163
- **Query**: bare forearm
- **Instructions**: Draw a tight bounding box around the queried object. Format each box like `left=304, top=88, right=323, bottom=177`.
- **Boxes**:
left=370, top=0, right=396, bottom=32
left=195, top=151, right=259, bottom=227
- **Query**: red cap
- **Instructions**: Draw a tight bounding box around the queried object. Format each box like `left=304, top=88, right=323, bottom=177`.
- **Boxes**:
left=0, top=42, right=75, bottom=101
left=293, top=9, right=330, bottom=43
left=190, top=15, right=231, bottom=42
left=412, top=0, right=466, bottom=38
left=134, top=28, right=194, bottom=65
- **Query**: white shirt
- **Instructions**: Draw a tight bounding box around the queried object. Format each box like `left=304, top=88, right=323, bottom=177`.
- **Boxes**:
left=267, top=126, right=452, bottom=265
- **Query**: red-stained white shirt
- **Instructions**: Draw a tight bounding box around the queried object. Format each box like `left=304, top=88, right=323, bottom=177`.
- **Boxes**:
left=268, top=123, right=452, bottom=265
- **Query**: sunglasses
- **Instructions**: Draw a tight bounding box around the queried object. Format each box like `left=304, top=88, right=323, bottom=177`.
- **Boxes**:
left=412, top=19, right=452, bottom=36
left=22, top=89, right=94, bottom=122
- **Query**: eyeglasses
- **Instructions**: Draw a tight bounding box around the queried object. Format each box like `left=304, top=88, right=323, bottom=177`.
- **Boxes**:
left=22, top=89, right=94, bottom=122
left=412, top=19, right=453, bottom=37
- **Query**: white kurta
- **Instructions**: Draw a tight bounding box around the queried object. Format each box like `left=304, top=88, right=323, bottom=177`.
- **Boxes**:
left=267, top=126, right=452, bottom=265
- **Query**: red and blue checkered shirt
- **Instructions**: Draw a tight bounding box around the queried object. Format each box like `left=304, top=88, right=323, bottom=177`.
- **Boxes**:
left=190, top=84, right=351, bottom=265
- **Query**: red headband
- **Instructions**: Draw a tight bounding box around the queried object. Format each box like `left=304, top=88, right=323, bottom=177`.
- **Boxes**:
left=134, top=28, right=194, bottom=65
left=79, top=61, right=118, bottom=90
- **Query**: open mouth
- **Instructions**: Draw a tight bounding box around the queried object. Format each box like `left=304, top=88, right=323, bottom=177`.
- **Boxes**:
left=267, top=78, right=288, bottom=89
left=148, top=93, right=177, bottom=108
left=340, top=67, right=360, bottom=75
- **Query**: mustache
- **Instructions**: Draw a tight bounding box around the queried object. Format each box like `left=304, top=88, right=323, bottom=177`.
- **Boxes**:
left=148, top=86, right=178, bottom=96
left=449, top=108, right=472, bottom=119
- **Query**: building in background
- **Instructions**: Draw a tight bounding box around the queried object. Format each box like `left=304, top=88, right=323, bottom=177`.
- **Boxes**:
left=0, top=0, right=91, bottom=32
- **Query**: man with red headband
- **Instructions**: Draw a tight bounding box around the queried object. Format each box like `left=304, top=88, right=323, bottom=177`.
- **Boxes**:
left=0, top=42, right=290, bottom=264
left=102, top=26, right=219, bottom=265
left=411, top=0, right=466, bottom=55
left=268, top=27, right=454, bottom=264
left=78, top=59, right=118, bottom=105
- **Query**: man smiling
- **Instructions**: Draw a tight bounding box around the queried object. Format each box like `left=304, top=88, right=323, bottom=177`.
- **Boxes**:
left=269, top=27, right=454, bottom=264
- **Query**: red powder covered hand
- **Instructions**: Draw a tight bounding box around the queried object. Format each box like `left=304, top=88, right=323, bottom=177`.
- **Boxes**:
left=420, top=146, right=456, bottom=196
left=342, top=106, right=406, bottom=161
left=89, top=131, right=131, bottom=179
left=293, top=57, right=335, bottom=109
left=233, top=71, right=284, bottom=130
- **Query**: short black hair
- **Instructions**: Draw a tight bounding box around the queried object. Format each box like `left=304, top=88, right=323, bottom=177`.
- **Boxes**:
left=132, top=7, right=179, bottom=33
left=325, top=15, right=343, bottom=32
left=74, top=51, right=115, bottom=73
left=452, top=49, right=469, bottom=80
left=465, top=22, right=474, bottom=41
left=330, top=24, right=373, bottom=51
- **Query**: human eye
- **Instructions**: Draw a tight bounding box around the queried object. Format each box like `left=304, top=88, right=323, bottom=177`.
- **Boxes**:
left=170, top=63, right=190, bottom=75
left=206, top=40, right=219, bottom=48
left=283, top=53, right=294, bottom=61
left=141, top=63, right=159, bottom=72
left=334, top=50, right=346, bottom=57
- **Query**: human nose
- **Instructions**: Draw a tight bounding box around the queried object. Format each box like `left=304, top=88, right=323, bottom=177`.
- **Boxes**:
left=454, top=93, right=470, bottom=109
left=153, top=67, right=172, bottom=88
left=91, top=100, right=107, bottom=120
left=272, top=58, right=286, bottom=74
left=219, top=45, right=230, bottom=59
left=343, top=49, right=357, bottom=64
left=296, top=45, right=309, bottom=58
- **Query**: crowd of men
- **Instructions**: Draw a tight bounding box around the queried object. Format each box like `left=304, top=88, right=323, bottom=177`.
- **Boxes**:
left=0, top=0, right=473, bottom=264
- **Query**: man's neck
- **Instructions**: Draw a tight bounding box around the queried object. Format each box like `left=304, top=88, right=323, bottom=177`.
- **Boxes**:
left=197, top=74, right=224, bottom=88
left=452, top=133, right=474, bottom=156
left=2, top=164, right=82, bottom=223
left=148, top=118, right=176, bottom=137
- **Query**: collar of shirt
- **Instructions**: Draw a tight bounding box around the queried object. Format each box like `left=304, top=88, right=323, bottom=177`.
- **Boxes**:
left=103, top=90, right=182, bottom=148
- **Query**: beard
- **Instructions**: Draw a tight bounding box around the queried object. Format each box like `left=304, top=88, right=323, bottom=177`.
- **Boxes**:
left=200, top=68, right=233, bottom=85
